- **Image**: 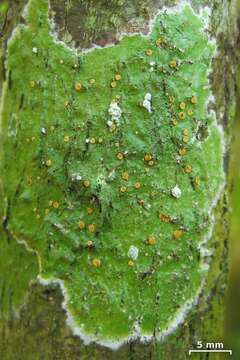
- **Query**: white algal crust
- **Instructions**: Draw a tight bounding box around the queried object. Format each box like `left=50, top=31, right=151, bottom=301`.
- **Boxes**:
left=143, top=93, right=152, bottom=113
left=128, top=245, right=139, bottom=261
left=108, top=101, right=122, bottom=127
left=171, top=185, right=182, bottom=199
left=71, top=173, right=82, bottom=181
left=0, top=0, right=226, bottom=351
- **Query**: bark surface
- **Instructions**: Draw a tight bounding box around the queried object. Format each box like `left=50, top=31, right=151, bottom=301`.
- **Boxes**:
left=0, top=0, right=239, bottom=359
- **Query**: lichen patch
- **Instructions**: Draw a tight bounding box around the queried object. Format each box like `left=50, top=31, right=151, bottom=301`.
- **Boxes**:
left=0, top=0, right=225, bottom=349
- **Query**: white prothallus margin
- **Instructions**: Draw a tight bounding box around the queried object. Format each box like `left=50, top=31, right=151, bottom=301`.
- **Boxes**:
left=0, top=0, right=226, bottom=351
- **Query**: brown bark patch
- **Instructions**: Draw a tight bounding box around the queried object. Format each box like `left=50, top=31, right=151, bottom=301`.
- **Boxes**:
left=49, top=0, right=175, bottom=49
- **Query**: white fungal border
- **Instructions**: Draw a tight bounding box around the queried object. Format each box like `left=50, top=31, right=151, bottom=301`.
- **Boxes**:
left=0, top=0, right=226, bottom=351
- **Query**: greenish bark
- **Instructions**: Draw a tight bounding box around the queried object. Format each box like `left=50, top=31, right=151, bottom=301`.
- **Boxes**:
left=0, top=0, right=239, bottom=359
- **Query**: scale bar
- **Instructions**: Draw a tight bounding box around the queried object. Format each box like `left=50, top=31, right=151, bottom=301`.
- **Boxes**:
left=189, top=350, right=232, bottom=355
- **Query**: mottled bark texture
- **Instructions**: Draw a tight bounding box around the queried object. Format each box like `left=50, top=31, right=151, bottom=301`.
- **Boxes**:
left=0, top=0, right=239, bottom=359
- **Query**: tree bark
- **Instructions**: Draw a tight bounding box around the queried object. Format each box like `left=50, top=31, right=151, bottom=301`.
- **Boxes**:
left=0, top=0, right=239, bottom=359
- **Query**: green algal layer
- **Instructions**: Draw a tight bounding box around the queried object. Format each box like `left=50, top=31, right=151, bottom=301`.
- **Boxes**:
left=0, top=0, right=224, bottom=343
